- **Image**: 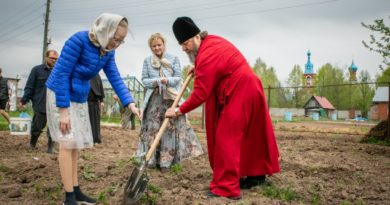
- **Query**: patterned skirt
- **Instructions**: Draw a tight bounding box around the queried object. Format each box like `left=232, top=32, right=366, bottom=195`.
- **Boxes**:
left=136, top=92, right=204, bottom=168
left=46, top=89, right=93, bottom=149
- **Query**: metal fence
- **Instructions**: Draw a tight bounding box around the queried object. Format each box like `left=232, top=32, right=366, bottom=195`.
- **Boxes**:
left=101, top=76, right=145, bottom=124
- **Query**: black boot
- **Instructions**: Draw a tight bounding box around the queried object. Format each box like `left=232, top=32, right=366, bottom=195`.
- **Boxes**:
left=63, top=192, right=77, bottom=205
left=47, top=142, right=56, bottom=154
left=30, top=135, right=39, bottom=150
left=74, top=186, right=96, bottom=205
left=240, top=175, right=266, bottom=189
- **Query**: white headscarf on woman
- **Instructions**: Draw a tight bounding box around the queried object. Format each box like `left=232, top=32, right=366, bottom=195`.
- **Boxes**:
left=88, top=13, right=127, bottom=52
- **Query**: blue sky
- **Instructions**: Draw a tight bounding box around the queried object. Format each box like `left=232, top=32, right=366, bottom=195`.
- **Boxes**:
left=0, top=0, right=389, bottom=87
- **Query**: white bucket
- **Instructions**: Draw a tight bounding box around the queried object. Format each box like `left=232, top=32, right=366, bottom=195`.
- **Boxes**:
left=312, top=113, right=319, bottom=121
left=331, top=113, right=337, bottom=121
left=9, top=117, right=31, bottom=135
left=284, top=112, right=292, bottom=121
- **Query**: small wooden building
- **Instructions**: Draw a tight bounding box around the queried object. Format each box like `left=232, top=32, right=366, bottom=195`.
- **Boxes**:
left=370, top=87, right=388, bottom=121
left=303, top=96, right=336, bottom=118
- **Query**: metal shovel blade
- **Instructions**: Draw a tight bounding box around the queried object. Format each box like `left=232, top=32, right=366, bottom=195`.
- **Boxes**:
left=122, top=165, right=149, bottom=205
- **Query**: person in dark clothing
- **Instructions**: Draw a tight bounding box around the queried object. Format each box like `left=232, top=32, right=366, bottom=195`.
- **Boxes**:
left=112, top=94, right=135, bottom=130
left=19, top=50, right=58, bottom=153
left=87, top=74, right=105, bottom=144
left=0, top=68, right=10, bottom=125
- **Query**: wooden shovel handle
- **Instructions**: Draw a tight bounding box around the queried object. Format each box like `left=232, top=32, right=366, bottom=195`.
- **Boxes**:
left=145, top=73, right=194, bottom=161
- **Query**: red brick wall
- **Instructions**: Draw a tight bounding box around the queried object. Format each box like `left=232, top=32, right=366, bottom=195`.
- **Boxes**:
left=378, top=103, right=388, bottom=121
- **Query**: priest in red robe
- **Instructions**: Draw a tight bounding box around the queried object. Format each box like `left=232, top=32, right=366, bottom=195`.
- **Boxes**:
left=166, top=16, right=280, bottom=200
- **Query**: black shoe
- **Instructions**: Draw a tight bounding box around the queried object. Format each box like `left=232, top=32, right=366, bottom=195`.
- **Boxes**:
left=74, top=186, right=96, bottom=205
left=29, top=144, right=37, bottom=150
left=63, top=192, right=77, bottom=205
left=47, top=143, right=57, bottom=154
left=205, top=190, right=241, bottom=200
left=240, top=175, right=266, bottom=189
left=205, top=190, right=219, bottom=198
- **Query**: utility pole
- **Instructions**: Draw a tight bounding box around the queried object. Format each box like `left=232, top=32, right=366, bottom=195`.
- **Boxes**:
left=42, top=0, right=51, bottom=63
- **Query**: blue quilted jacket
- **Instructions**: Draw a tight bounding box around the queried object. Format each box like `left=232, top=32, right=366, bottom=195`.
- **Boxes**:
left=46, top=31, right=134, bottom=108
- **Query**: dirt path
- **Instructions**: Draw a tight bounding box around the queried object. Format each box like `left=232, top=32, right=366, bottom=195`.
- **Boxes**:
left=0, top=120, right=389, bottom=205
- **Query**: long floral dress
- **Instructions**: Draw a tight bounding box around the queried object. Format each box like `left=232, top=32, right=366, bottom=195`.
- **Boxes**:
left=136, top=90, right=203, bottom=169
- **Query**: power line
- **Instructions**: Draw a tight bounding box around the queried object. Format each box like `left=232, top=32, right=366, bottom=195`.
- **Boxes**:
left=0, top=1, right=43, bottom=28
left=0, top=23, right=42, bottom=44
left=52, top=0, right=340, bottom=30
left=53, top=0, right=257, bottom=18
left=131, top=0, right=341, bottom=27
left=0, top=13, right=43, bottom=40
left=53, top=0, right=171, bottom=14
left=0, top=24, right=42, bottom=53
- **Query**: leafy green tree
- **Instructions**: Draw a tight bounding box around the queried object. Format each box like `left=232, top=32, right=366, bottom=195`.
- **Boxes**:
left=252, top=58, right=286, bottom=107
left=375, top=66, right=390, bottom=86
left=362, top=16, right=390, bottom=69
left=286, top=65, right=308, bottom=108
left=356, top=70, right=375, bottom=117
left=314, top=63, right=350, bottom=109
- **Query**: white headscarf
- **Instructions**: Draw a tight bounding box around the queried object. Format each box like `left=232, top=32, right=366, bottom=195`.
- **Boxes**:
left=88, top=13, right=127, bottom=52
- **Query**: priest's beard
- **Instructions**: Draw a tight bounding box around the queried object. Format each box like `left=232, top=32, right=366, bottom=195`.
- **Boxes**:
left=186, top=40, right=200, bottom=64
left=186, top=51, right=197, bottom=64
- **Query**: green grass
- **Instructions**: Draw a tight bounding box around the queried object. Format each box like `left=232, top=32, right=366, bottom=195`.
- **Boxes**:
left=263, top=185, right=299, bottom=201
left=0, top=164, right=13, bottom=173
left=355, top=199, right=366, bottom=205
left=129, top=156, right=141, bottom=166
left=46, top=183, right=62, bottom=202
left=80, top=153, right=93, bottom=161
left=96, top=184, right=120, bottom=205
left=100, top=115, right=122, bottom=124
left=97, top=191, right=109, bottom=205
left=140, top=194, right=159, bottom=205
left=82, top=165, right=96, bottom=181
left=148, top=183, right=162, bottom=194
left=138, top=183, right=163, bottom=205
left=105, top=184, right=119, bottom=196
left=170, top=164, right=182, bottom=174
left=309, top=190, right=321, bottom=205
left=361, top=136, right=390, bottom=146
left=115, top=158, right=131, bottom=168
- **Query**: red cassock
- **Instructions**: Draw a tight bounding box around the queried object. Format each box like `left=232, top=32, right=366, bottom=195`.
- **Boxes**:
left=179, top=35, right=280, bottom=197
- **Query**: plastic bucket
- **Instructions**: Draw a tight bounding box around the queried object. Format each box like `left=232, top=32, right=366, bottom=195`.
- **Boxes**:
left=331, top=113, right=337, bottom=121
left=312, top=113, right=319, bottom=121
left=284, top=112, right=292, bottom=121
left=9, top=117, right=31, bottom=135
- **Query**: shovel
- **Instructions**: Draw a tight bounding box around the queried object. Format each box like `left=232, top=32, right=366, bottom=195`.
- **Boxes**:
left=122, top=73, right=194, bottom=205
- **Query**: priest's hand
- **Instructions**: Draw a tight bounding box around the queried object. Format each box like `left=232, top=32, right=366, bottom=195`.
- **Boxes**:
left=165, top=107, right=181, bottom=118
left=187, top=66, right=195, bottom=75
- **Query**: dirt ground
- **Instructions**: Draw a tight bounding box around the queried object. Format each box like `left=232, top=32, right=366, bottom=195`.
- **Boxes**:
left=0, top=114, right=389, bottom=205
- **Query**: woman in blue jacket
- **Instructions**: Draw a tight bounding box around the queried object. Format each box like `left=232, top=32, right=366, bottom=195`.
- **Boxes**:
left=136, top=33, right=203, bottom=173
left=45, top=13, right=140, bottom=205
